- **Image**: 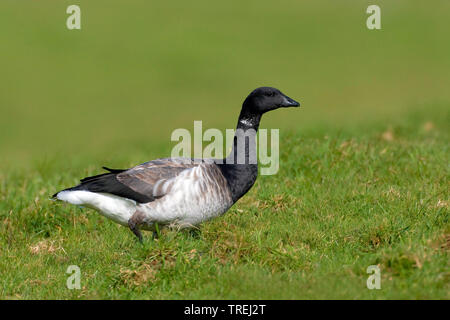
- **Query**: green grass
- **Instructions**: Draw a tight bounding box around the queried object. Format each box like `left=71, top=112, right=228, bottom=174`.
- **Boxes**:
left=0, top=1, right=449, bottom=299
left=1, top=107, right=448, bottom=299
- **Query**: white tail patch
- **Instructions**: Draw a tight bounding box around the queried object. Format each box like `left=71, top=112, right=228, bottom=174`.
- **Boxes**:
left=56, top=190, right=136, bottom=226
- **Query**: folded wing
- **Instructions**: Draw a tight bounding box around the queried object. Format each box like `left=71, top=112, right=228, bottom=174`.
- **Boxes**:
left=116, top=158, right=199, bottom=202
left=59, top=158, right=199, bottom=203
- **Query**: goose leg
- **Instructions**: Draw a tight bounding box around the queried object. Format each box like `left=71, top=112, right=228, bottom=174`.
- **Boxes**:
left=128, top=210, right=145, bottom=242
left=128, top=219, right=142, bottom=242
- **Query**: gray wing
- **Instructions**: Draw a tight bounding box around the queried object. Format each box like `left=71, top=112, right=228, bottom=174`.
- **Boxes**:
left=116, top=158, right=199, bottom=202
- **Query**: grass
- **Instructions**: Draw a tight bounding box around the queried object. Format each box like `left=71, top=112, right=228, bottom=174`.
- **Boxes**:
left=1, top=106, right=448, bottom=299
left=0, top=0, right=449, bottom=299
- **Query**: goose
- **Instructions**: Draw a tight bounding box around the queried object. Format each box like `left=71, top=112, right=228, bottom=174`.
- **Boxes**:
left=53, top=87, right=300, bottom=240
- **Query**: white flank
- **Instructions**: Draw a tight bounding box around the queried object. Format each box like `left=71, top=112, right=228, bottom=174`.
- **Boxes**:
left=56, top=190, right=136, bottom=226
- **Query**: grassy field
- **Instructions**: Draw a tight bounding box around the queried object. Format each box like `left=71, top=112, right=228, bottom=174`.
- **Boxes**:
left=0, top=1, right=449, bottom=299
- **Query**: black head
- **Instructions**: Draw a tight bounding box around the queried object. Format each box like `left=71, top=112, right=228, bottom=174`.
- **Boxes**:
left=242, top=87, right=300, bottom=114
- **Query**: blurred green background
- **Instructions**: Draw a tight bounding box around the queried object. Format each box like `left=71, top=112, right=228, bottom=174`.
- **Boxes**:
left=0, top=0, right=449, bottom=300
left=1, top=0, right=449, bottom=168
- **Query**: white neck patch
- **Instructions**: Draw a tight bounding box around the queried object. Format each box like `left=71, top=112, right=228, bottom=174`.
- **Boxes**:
left=239, top=118, right=252, bottom=127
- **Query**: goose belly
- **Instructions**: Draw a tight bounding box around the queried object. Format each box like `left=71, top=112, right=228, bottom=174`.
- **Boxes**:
left=139, top=164, right=233, bottom=228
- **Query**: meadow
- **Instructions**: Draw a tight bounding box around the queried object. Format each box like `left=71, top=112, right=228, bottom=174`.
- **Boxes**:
left=0, top=1, right=449, bottom=299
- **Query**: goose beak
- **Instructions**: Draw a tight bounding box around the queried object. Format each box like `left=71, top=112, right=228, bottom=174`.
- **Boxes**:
left=281, top=95, right=300, bottom=107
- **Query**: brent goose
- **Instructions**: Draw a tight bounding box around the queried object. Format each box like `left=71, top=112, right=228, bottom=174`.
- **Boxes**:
left=53, top=87, right=300, bottom=240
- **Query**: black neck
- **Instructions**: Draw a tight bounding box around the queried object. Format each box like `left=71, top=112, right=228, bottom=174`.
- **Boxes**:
left=216, top=109, right=261, bottom=203
left=236, top=108, right=262, bottom=131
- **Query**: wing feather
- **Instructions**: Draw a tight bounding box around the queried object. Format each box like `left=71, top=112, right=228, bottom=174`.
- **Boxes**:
left=116, top=158, right=199, bottom=202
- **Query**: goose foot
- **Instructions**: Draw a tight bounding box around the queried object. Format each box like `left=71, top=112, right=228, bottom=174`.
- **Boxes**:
left=128, top=210, right=145, bottom=242
left=128, top=219, right=143, bottom=242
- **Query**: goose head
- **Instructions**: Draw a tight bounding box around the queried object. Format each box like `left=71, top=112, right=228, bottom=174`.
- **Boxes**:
left=242, top=87, right=300, bottom=115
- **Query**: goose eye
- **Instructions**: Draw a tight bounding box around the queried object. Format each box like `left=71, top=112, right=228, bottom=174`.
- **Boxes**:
left=266, top=92, right=275, bottom=97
